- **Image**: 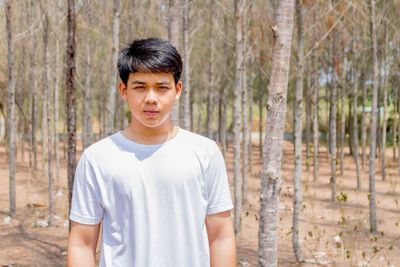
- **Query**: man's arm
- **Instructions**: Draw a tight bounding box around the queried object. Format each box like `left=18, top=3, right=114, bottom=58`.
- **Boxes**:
left=67, top=221, right=101, bottom=267
left=205, top=210, right=236, bottom=267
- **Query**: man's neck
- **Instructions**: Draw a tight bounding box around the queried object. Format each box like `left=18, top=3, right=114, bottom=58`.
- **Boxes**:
left=122, top=121, right=179, bottom=145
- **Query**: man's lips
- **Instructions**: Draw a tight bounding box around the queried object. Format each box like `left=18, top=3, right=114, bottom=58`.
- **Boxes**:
left=143, top=110, right=159, bottom=116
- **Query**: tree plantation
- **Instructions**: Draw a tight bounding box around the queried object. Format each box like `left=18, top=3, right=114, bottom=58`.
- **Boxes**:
left=1, top=0, right=400, bottom=266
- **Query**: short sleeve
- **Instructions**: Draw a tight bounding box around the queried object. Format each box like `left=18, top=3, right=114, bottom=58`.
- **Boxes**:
left=69, top=152, right=104, bottom=224
left=205, top=144, right=234, bottom=215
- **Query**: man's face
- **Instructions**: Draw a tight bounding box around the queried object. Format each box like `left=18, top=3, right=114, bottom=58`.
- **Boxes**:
left=118, top=72, right=182, bottom=129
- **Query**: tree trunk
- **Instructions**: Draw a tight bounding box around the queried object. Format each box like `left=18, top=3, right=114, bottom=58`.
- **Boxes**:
left=258, top=1, right=295, bottom=266
left=40, top=4, right=54, bottom=225
left=83, top=41, right=93, bottom=149
left=312, top=13, right=319, bottom=182
left=368, top=0, right=378, bottom=234
left=361, top=81, right=367, bottom=169
left=305, top=74, right=311, bottom=171
left=233, top=0, right=243, bottom=235
left=5, top=0, right=16, bottom=216
left=182, top=0, right=191, bottom=130
left=106, top=0, right=121, bottom=136
left=218, top=17, right=228, bottom=157
left=168, top=0, right=180, bottom=124
left=329, top=5, right=338, bottom=202
left=352, top=52, right=361, bottom=189
left=206, top=0, right=215, bottom=138
left=66, top=0, right=77, bottom=221
left=381, top=23, right=388, bottom=181
left=292, top=0, right=304, bottom=262
left=54, top=41, right=60, bottom=188
left=339, top=83, right=346, bottom=176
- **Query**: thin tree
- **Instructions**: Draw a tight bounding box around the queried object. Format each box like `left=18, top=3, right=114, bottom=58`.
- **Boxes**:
left=352, top=35, right=361, bottom=189
left=181, top=0, right=191, bottom=130
left=258, top=0, right=295, bottom=266
left=361, top=75, right=367, bottom=169
left=206, top=0, right=215, bottom=138
left=233, top=0, right=244, bottom=235
left=381, top=22, right=388, bottom=181
left=5, top=0, right=16, bottom=216
left=83, top=7, right=93, bottom=149
left=329, top=0, right=338, bottom=202
left=66, top=0, right=77, bottom=218
left=292, top=0, right=304, bottom=262
left=39, top=1, right=54, bottom=225
left=368, top=0, right=378, bottom=233
left=168, top=0, right=180, bottom=124
left=106, top=0, right=121, bottom=136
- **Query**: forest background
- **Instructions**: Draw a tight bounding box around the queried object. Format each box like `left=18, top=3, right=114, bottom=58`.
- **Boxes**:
left=1, top=0, right=400, bottom=266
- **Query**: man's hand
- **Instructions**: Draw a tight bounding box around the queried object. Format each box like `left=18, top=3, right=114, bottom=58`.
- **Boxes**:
left=67, top=221, right=101, bottom=267
left=205, top=210, right=236, bottom=267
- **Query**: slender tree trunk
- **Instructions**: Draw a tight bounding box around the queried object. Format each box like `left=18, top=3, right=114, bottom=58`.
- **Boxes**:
left=83, top=41, right=93, bottom=149
left=219, top=17, right=228, bottom=157
left=330, top=1, right=338, bottom=202
left=5, top=0, right=16, bottom=216
left=233, top=0, right=243, bottom=235
left=312, top=21, right=319, bottom=182
left=182, top=0, right=191, bottom=130
left=106, top=0, right=120, bottom=136
left=40, top=5, right=54, bottom=225
left=340, top=83, right=346, bottom=176
left=54, top=41, right=60, bottom=188
left=66, top=0, right=77, bottom=221
left=168, top=0, right=180, bottom=124
left=258, top=1, right=295, bottom=266
left=393, top=89, right=398, bottom=162
left=206, top=0, right=215, bottom=138
left=258, top=69, right=264, bottom=159
left=292, top=0, right=304, bottom=262
left=368, top=0, right=378, bottom=234
left=381, top=23, right=388, bottom=181
left=305, top=75, right=311, bottom=171
left=352, top=57, right=361, bottom=189
left=242, top=13, right=250, bottom=206
left=361, top=81, right=367, bottom=169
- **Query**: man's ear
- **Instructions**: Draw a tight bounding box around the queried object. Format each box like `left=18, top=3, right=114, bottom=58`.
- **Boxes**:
left=118, top=81, right=127, bottom=100
left=175, top=80, right=183, bottom=101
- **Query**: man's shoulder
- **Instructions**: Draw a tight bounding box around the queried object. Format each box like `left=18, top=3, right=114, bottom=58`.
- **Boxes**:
left=83, top=132, right=121, bottom=160
left=177, top=129, right=220, bottom=154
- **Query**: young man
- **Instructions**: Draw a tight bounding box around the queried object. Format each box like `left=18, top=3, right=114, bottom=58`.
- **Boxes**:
left=67, top=38, right=236, bottom=267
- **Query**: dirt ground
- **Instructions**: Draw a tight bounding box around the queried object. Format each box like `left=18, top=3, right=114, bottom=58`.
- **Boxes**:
left=0, top=138, right=399, bottom=267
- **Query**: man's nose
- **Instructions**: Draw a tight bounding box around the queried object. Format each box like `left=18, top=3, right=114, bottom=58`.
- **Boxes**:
left=144, top=89, right=157, bottom=103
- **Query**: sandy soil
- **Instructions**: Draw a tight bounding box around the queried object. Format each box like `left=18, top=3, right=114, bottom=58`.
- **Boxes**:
left=0, top=138, right=399, bottom=267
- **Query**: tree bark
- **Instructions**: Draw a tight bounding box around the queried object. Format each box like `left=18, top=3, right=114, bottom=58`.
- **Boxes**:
left=368, top=0, right=378, bottom=234
left=329, top=0, right=338, bottom=202
left=352, top=44, right=361, bottom=189
left=66, top=0, right=77, bottom=220
left=54, top=41, right=60, bottom=188
left=381, top=23, right=388, bottom=181
left=168, top=0, right=180, bottom=124
left=106, top=0, right=121, bottom=136
left=292, top=0, right=305, bottom=262
left=39, top=2, right=54, bottom=225
left=206, top=0, right=215, bottom=138
left=5, top=0, right=16, bottom=216
left=83, top=41, right=93, bottom=149
left=182, top=0, right=191, bottom=130
left=258, top=1, right=295, bottom=266
left=233, top=0, right=243, bottom=235
left=361, top=80, right=367, bottom=169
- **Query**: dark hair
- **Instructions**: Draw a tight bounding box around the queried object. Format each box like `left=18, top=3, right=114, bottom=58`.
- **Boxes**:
left=117, top=38, right=182, bottom=85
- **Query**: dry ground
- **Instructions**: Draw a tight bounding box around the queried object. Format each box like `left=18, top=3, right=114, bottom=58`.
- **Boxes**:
left=0, top=138, right=399, bottom=267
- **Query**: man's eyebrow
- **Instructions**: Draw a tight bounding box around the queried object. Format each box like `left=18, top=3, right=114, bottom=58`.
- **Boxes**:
left=131, top=80, right=146, bottom=84
left=156, top=81, right=171, bottom=85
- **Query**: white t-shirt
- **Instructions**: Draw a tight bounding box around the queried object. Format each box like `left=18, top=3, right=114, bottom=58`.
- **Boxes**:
left=69, top=128, right=233, bottom=267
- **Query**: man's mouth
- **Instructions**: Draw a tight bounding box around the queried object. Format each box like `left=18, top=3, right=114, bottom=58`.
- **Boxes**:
left=143, top=110, right=159, bottom=116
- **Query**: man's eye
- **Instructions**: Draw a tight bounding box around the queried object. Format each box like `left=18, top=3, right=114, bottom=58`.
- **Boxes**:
left=159, top=86, right=169, bottom=90
left=134, top=86, right=145, bottom=90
